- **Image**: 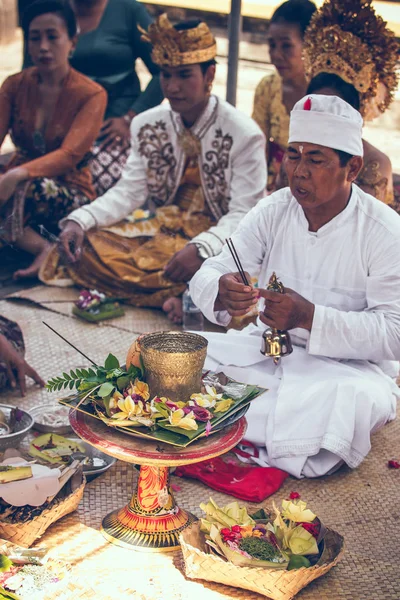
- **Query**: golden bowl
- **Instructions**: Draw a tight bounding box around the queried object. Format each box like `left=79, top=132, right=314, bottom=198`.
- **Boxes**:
left=139, top=332, right=208, bottom=401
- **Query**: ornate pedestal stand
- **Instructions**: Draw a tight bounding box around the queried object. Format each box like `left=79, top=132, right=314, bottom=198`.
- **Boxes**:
left=70, top=411, right=246, bottom=552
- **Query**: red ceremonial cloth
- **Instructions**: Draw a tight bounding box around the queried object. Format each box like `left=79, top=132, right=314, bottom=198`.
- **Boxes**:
left=175, top=447, right=288, bottom=502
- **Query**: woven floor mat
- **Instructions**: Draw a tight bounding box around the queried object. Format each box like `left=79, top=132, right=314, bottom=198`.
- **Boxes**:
left=5, top=285, right=181, bottom=333
left=0, top=300, right=399, bottom=598
left=36, top=446, right=400, bottom=600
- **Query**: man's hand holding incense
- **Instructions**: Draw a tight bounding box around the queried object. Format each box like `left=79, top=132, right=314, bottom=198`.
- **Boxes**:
left=259, top=288, right=315, bottom=331
left=59, top=221, right=85, bottom=263
left=215, top=273, right=259, bottom=316
left=164, top=244, right=204, bottom=282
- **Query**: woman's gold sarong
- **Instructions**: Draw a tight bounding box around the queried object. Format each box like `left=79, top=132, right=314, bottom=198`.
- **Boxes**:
left=40, top=162, right=216, bottom=307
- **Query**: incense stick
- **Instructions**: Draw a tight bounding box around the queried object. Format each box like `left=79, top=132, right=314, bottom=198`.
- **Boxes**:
left=226, top=238, right=249, bottom=286
left=42, top=321, right=97, bottom=366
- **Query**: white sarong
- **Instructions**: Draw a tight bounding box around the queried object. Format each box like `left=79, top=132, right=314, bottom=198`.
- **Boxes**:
left=203, top=329, right=398, bottom=478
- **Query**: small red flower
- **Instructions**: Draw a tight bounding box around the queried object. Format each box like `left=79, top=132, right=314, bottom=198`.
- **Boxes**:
left=388, top=459, right=400, bottom=469
left=221, top=528, right=231, bottom=536
left=231, top=525, right=242, bottom=534
left=303, top=97, right=312, bottom=111
left=300, top=522, right=320, bottom=539
left=289, top=491, right=301, bottom=500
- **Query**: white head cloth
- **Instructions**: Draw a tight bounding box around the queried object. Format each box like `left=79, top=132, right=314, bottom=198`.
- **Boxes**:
left=288, top=94, right=364, bottom=157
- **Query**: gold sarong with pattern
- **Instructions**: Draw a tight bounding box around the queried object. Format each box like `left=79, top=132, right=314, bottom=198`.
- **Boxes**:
left=40, top=161, right=216, bottom=307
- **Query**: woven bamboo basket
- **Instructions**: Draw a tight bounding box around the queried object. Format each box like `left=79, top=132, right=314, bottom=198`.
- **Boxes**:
left=0, top=471, right=85, bottom=548
left=180, top=521, right=344, bottom=600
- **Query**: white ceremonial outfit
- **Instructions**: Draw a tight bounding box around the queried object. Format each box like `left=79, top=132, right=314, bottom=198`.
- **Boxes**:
left=63, top=95, right=266, bottom=258
left=190, top=185, right=400, bottom=477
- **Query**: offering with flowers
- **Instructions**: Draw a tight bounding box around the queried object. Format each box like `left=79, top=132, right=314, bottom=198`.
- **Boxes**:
left=47, top=353, right=264, bottom=447
left=72, top=289, right=125, bottom=322
left=180, top=492, right=344, bottom=599
left=200, top=493, right=326, bottom=571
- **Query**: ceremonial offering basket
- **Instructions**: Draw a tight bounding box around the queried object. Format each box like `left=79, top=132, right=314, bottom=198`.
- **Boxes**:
left=180, top=521, right=344, bottom=600
left=0, top=469, right=85, bottom=547
left=140, top=331, right=208, bottom=401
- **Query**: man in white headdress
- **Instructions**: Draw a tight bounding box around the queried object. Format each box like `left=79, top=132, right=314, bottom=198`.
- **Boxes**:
left=190, top=94, right=400, bottom=478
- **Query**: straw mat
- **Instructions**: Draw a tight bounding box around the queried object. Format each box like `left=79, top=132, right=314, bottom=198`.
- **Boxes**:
left=0, top=300, right=399, bottom=599
left=6, top=284, right=224, bottom=333
left=6, top=285, right=181, bottom=333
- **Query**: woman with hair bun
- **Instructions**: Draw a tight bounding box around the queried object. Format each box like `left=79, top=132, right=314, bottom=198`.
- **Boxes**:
left=252, top=0, right=316, bottom=191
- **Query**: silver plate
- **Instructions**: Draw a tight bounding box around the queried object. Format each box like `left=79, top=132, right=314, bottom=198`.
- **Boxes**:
left=69, top=438, right=117, bottom=476
left=30, top=404, right=73, bottom=435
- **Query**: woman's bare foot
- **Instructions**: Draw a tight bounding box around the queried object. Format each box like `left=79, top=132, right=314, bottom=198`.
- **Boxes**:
left=13, top=243, right=52, bottom=280
left=162, top=297, right=183, bottom=324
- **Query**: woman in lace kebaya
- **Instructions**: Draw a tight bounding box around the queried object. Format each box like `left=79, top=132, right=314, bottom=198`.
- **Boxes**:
left=0, top=0, right=106, bottom=279
left=252, top=0, right=316, bottom=192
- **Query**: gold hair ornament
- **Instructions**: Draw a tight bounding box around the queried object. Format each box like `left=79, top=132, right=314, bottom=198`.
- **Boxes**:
left=303, top=0, right=399, bottom=120
left=139, top=13, right=217, bottom=68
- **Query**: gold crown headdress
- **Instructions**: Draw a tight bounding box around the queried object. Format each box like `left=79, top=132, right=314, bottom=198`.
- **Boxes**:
left=303, top=0, right=399, bottom=120
left=140, top=13, right=217, bottom=68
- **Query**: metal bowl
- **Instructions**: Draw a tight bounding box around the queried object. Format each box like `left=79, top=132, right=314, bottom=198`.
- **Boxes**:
left=30, top=404, right=73, bottom=435
left=69, top=439, right=116, bottom=477
left=0, top=404, right=34, bottom=451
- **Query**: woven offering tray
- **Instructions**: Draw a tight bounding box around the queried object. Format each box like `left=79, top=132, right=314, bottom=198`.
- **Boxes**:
left=180, top=521, right=344, bottom=600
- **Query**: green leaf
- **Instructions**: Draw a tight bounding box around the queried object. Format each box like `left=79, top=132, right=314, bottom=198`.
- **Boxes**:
left=116, top=375, right=130, bottom=391
left=98, top=382, right=115, bottom=398
left=69, top=380, right=75, bottom=390
left=70, top=370, right=77, bottom=379
left=62, top=372, right=71, bottom=381
left=87, top=368, right=96, bottom=378
left=104, top=354, right=120, bottom=371
left=81, top=369, right=89, bottom=378
left=75, top=369, right=83, bottom=378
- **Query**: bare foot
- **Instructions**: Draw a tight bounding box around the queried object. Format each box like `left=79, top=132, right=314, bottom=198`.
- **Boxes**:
left=13, top=244, right=52, bottom=280
left=162, top=297, right=183, bottom=324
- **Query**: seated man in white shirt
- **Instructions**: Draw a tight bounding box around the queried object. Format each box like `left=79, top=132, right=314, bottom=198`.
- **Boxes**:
left=190, top=94, right=400, bottom=478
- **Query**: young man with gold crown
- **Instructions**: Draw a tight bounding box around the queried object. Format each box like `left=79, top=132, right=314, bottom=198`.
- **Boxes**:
left=39, top=14, right=266, bottom=321
left=190, top=94, right=400, bottom=478
left=303, top=0, right=399, bottom=207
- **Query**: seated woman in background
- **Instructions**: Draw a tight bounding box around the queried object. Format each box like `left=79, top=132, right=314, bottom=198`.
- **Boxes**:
left=69, top=0, right=164, bottom=195
left=0, top=0, right=106, bottom=279
left=303, top=0, right=398, bottom=206
left=252, top=0, right=316, bottom=192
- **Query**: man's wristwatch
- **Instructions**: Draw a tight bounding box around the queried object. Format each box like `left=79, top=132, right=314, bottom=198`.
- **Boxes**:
left=193, top=243, right=212, bottom=260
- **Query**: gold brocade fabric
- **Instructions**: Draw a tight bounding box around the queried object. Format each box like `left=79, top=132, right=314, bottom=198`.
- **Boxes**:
left=252, top=72, right=290, bottom=192
left=40, top=162, right=216, bottom=307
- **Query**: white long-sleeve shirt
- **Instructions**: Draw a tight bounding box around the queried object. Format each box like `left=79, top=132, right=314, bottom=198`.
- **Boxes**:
left=62, top=95, right=267, bottom=258
left=190, top=185, right=400, bottom=369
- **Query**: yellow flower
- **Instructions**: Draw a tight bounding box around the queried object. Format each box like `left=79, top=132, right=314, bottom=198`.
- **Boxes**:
left=252, top=530, right=263, bottom=538
left=132, top=209, right=150, bottom=221
left=112, top=396, right=150, bottom=421
left=240, top=525, right=254, bottom=538
left=287, top=526, right=319, bottom=555
left=109, top=390, right=124, bottom=409
left=214, top=398, right=235, bottom=413
left=190, top=385, right=224, bottom=409
left=168, top=409, right=198, bottom=431
left=190, top=394, right=216, bottom=409
left=281, top=500, right=316, bottom=523
left=132, top=379, right=150, bottom=401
